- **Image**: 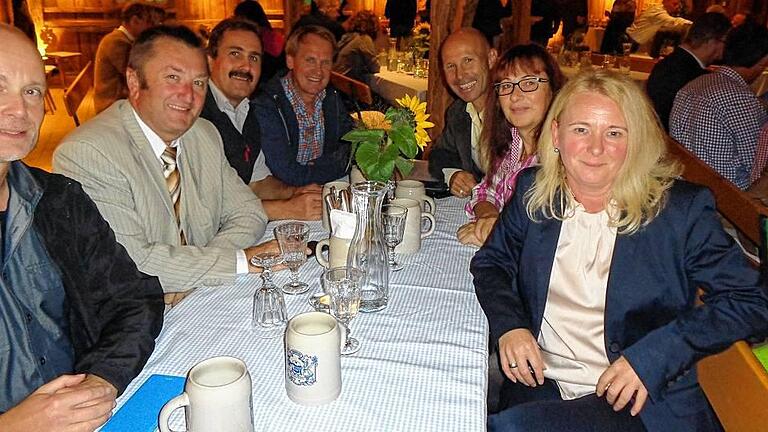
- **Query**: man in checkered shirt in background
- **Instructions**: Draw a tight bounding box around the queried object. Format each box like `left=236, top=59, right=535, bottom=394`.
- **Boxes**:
left=669, top=20, right=768, bottom=194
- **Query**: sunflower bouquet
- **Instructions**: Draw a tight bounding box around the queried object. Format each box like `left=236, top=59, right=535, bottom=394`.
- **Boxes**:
left=342, top=95, right=435, bottom=182
left=412, top=22, right=431, bottom=59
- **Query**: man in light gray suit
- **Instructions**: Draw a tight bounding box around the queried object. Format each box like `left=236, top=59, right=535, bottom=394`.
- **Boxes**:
left=55, top=25, right=277, bottom=305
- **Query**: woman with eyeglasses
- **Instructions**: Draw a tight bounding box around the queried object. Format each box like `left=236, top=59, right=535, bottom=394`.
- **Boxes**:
left=457, top=44, right=564, bottom=246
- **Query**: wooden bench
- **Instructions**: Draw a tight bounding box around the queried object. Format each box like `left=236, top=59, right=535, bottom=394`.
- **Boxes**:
left=63, top=61, right=93, bottom=127
left=330, top=71, right=373, bottom=121
left=667, top=137, right=768, bottom=431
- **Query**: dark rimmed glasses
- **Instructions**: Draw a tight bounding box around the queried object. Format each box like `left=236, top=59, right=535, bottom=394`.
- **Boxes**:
left=494, top=77, right=549, bottom=96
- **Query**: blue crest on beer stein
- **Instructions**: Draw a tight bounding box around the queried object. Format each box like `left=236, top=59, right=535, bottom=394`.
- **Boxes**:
left=287, top=349, right=318, bottom=386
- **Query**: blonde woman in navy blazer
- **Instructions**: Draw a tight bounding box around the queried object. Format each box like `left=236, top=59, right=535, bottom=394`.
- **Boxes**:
left=472, top=70, right=768, bottom=432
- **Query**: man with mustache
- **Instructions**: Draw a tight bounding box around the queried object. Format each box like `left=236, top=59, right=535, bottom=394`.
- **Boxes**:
left=253, top=25, right=353, bottom=186
left=201, top=18, right=322, bottom=220
left=54, top=25, right=277, bottom=306
left=0, top=24, right=163, bottom=431
left=428, top=28, right=497, bottom=198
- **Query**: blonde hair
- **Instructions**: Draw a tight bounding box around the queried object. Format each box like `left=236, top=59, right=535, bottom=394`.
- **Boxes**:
left=525, top=70, right=681, bottom=235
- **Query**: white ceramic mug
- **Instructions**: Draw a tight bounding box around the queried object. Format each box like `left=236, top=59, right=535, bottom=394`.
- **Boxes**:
left=159, top=356, right=253, bottom=432
left=285, top=312, right=344, bottom=406
left=395, top=180, right=435, bottom=214
left=390, top=198, right=435, bottom=254
left=322, top=181, right=350, bottom=231
left=315, top=236, right=352, bottom=268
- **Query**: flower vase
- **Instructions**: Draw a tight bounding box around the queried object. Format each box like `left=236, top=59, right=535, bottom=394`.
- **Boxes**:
left=346, top=181, right=389, bottom=312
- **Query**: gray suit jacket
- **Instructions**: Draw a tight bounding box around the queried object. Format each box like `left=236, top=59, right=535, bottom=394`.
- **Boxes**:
left=54, top=100, right=268, bottom=293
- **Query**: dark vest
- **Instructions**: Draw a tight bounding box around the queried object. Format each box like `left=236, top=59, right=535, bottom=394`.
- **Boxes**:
left=200, top=89, right=262, bottom=184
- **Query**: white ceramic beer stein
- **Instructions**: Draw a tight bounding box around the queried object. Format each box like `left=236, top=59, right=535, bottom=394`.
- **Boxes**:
left=389, top=198, right=435, bottom=254
left=322, top=181, right=350, bottom=231
left=284, top=311, right=344, bottom=406
left=158, top=356, right=253, bottom=432
left=316, top=209, right=356, bottom=268
left=395, top=180, right=436, bottom=214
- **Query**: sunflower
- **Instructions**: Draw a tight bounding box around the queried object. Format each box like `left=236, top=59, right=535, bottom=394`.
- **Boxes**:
left=395, top=94, right=435, bottom=149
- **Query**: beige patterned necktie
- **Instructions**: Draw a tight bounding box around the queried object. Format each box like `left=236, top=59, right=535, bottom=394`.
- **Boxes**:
left=160, top=145, right=185, bottom=244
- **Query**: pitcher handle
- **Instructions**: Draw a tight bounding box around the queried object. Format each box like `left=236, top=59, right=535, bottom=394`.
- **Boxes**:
left=158, top=392, right=189, bottom=432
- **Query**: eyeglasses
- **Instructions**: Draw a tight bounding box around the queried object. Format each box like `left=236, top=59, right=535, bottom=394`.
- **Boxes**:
left=494, top=77, right=549, bottom=96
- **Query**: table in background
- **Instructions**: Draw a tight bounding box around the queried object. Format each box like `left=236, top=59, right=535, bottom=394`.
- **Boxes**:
left=44, top=51, right=82, bottom=88
left=371, top=66, right=429, bottom=106
left=108, top=197, right=487, bottom=432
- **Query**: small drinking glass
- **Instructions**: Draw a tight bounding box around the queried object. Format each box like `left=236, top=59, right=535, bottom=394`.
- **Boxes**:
left=622, top=41, right=633, bottom=56
left=323, top=267, right=363, bottom=355
left=274, top=222, right=310, bottom=295
left=251, top=251, right=287, bottom=338
left=381, top=204, right=407, bottom=272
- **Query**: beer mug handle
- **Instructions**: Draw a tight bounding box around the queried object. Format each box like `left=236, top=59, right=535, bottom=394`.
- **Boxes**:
left=420, top=213, right=436, bottom=238
left=422, top=196, right=436, bottom=214
left=158, top=393, right=189, bottom=432
left=315, top=239, right=330, bottom=268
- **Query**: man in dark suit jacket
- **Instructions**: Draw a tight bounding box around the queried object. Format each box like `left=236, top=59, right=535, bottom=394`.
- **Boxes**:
left=428, top=28, right=496, bottom=198
left=646, top=12, right=731, bottom=130
left=201, top=18, right=322, bottom=221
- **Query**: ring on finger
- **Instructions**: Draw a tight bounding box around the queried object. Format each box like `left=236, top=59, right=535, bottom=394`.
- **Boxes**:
left=509, top=362, right=518, bottom=368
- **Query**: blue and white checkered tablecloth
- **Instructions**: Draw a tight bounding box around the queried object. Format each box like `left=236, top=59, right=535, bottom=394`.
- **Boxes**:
left=111, top=197, right=488, bottom=432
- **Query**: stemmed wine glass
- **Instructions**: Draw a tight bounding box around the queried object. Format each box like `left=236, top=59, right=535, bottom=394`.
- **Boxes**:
left=323, top=267, right=363, bottom=355
left=251, top=251, right=287, bottom=338
left=381, top=204, right=407, bottom=272
left=274, top=222, right=310, bottom=295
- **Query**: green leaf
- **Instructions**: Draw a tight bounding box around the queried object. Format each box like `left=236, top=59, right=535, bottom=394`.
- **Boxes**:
left=389, top=124, right=418, bottom=159
left=354, top=141, right=397, bottom=182
left=394, top=157, right=414, bottom=177
left=367, top=158, right=396, bottom=182
left=342, top=128, right=384, bottom=144
left=355, top=141, right=381, bottom=169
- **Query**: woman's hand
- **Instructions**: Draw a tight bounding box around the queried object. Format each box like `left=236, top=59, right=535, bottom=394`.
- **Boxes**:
left=457, top=222, right=483, bottom=246
left=473, top=216, right=498, bottom=244
left=498, top=328, right=545, bottom=387
left=596, top=356, right=648, bottom=416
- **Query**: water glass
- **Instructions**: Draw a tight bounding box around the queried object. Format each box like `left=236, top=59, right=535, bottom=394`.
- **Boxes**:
left=381, top=204, right=407, bottom=272
left=622, top=42, right=633, bottom=56
left=251, top=252, right=287, bottom=338
left=618, top=55, right=631, bottom=75
left=274, top=222, right=310, bottom=295
left=323, top=267, right=363, bottom=355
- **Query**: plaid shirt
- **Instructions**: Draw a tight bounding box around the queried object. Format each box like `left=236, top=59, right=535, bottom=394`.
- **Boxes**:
left=280, top=75, right=326, bottom=165
left=752, top=123, right=768, bottom=185
left=670, top=66, right=768, bottom=190
left=465, top=127, right=538, bottom=219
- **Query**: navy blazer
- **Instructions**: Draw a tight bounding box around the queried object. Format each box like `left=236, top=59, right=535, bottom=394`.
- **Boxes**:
left=472, top=168, right=768, bottom=431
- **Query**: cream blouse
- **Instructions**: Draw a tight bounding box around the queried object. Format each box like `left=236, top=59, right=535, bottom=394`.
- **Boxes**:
left=538, top=200, right=617, bottom=400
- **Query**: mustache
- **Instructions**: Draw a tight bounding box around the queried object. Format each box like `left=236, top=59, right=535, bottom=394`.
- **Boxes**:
left=229, top=70, right=254, bottom=81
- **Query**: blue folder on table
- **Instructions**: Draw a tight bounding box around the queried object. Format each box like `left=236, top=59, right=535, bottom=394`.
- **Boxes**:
left=101, top=374, right=185, bottom=432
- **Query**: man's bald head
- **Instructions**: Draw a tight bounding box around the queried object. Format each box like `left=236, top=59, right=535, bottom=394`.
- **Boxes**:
left=0, top=24, right=47, bottom=162
left=440, top=27, right=497, bottom=109
left=441, top=28, right=491, bottom=58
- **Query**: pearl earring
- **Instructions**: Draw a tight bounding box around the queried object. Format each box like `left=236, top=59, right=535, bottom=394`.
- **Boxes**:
left=553, top=147, right=560, bottom=153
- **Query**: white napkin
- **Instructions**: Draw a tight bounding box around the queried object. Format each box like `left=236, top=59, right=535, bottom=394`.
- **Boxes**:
left=330, top=209, right=357, bottom=239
